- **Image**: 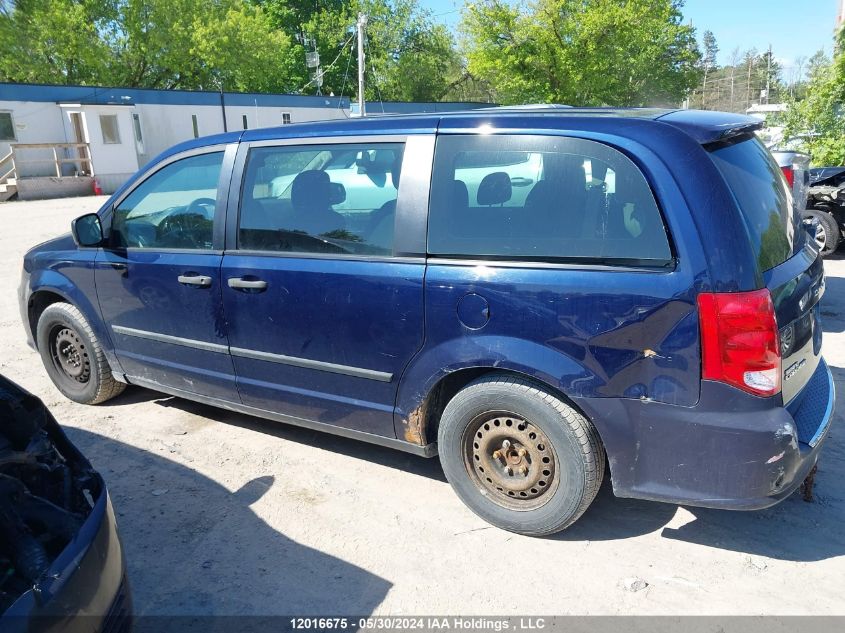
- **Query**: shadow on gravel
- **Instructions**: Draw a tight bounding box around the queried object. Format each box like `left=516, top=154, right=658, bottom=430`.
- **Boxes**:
left=100, top=372, right=844, bottom=563
left=65, top=427, right=392, bottom=619
left=821, top=274, right=845, bottom=334
left=561, top=465, right=845, bottom=562
left=103, top=385, right=447, bottom=483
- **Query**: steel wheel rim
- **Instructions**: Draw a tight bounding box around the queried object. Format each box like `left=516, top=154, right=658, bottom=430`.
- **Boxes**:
left=50, top=326, right=90, bottom=384
left=462, top=411, right=559, bottom=511
left=815, top=223, right=827, bottom=250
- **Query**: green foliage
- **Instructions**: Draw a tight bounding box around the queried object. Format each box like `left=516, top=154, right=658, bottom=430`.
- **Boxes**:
left=782, top=32, right=845, bottom=167
left=0, top=0, right=114, bottom=85
left=256, top=0, right=464, bottom=102
left=0, top=0, right=297, bottom=91
left=460, top=0, right=702, bottom=107
left=702, top=30, right=719, bottom=72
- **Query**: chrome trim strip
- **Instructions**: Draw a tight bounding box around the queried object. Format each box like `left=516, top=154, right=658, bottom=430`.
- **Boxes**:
left=111, top=325, right=229, bottom=354
left=111, top=325, right=393, bottom=382
left=230, top=346, right=393, bottom=382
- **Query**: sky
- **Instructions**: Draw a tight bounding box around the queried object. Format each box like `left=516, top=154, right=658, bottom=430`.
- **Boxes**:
left=423, top=0, right=841, bottom=74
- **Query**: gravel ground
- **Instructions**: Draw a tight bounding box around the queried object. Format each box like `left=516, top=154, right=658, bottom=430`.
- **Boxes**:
left=2, top=195, right=845, bottom=616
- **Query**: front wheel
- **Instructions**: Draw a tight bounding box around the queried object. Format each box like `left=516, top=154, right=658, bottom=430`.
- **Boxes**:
left=438, top=374, right=604, bottom=536
left=36, top=302, right=125, bottom=404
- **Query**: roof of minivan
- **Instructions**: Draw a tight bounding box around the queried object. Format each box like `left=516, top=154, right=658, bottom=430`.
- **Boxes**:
left=172, top=107, right=763, bottom=155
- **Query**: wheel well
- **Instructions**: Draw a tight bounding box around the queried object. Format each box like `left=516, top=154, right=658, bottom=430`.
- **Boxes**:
left=418, top=367, right=597, bottom=448
left=28, top=291, right=67, bottom=349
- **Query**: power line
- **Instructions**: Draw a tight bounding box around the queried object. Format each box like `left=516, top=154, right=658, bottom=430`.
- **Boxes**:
left=336, top=36, right=354, bottom=118
left=364, top=30, right=386, bottom=114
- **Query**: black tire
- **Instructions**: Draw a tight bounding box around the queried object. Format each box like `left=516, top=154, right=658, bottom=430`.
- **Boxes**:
left=36, top=302, right=125, bottom=405
left=804, top=208, right=841, bottom=257
left=437, top=374, right=604, bottom=536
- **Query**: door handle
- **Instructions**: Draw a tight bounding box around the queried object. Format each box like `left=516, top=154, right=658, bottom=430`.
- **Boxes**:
left=177, top=274, right=212, bottom=287
left=227, top=277, right=268, bottom=291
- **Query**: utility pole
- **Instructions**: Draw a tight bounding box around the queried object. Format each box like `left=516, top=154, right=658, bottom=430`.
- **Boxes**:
left=357, top=13, right=367, bottom=117
left=746, top=55, right=753, bottom=109
left=765, top=44, right=772, bottom=105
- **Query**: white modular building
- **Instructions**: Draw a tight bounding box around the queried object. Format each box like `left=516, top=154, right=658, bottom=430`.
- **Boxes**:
left=0, top=83, right=350, bottom=199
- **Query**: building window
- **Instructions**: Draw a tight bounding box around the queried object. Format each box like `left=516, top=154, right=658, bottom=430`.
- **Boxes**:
left=282, top=112, right=292, bottom=125
left=132, top=113, right=144, bottom=143
left=191, top=114, right=200, bottom=139
left=242, top=114, right=249, bottom=130
left=0, top=112, right=15, bottom=141
left=100, top=115, right=121, bottom=144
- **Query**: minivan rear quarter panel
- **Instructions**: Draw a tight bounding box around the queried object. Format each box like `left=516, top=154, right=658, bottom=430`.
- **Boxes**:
left=395, top=118, right=717, bottom=446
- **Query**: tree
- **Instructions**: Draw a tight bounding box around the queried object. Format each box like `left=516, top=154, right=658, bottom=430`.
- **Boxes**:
left=700, top=30, right=719, bottom=108
left=460, top=0, right=702, bottom=107
left=806, top=49, right=831, bottom=77
left=0, top=0, right=299, bottom=92
left=781, top=32, right=845, bottom=166
left=0, top=0, right=114, bottom=85
left=256, top=0, right=464, bottom=102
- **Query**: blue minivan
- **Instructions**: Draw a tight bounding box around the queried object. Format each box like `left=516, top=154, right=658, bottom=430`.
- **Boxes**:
left=19, top=108, right=835, bottom=535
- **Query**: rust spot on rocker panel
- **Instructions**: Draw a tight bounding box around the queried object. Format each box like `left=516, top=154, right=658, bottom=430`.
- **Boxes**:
left=403, top=404, right=426, bottom=445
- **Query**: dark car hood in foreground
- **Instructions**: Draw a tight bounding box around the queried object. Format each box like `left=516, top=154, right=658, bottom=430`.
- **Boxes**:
left=0, top=376, right=128, bottom=630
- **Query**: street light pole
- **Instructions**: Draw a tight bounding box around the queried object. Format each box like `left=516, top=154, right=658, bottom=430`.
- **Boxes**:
left=357, top=13, right=367, bottom=117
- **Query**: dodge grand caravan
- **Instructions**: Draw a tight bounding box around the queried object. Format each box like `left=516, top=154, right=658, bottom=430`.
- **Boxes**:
left=19, top=109, right=835, bottom=536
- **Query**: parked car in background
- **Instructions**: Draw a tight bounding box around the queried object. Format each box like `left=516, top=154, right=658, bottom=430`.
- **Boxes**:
left=767, top=139, right=844, bottom=256
left=0, top=376, right=130, bottom=631
left=769, top=147, right=810, bottom=213
left=809, top=166, right=845, bottom=185
left=19, top=108, right=834, bottom=536
left=805, top=167, right=845, bottom=256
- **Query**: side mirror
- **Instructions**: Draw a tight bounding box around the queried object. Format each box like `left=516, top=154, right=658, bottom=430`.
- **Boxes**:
left=71, top=213, right=104, bottom=247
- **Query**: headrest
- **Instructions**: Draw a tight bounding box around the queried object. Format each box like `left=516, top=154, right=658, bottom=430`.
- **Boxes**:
left=451, top=180, right=469, bottom=209
left=291, top=170, right=330, bottom=210
left=357, top=149, right=395, bottom=173
left=329, top=181, right=346, bottom=205
left=391, top=155, right=402, bottom=189
left=477, top=172, right=512, bottom=205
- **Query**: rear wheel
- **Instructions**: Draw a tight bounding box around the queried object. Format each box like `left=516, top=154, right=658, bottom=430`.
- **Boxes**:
left=36, top=302, right=125, bottom=404
left=437, top=374, right=604, bottom=536
left=804, top=208, right=840, bottom=257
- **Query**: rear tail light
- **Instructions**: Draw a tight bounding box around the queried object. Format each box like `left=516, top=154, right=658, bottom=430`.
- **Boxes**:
left=697, top=289, right=781, bottom=397
left=781, top=165, right=795, bottom=187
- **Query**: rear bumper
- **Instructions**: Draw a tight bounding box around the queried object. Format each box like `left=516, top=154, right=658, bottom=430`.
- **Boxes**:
left=578, top=358, right=835, bottom=510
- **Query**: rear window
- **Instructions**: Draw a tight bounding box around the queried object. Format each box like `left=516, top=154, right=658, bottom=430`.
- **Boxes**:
left=427, top=134, right=672, bottom=265
left=708, top=136, right=798, bottom=271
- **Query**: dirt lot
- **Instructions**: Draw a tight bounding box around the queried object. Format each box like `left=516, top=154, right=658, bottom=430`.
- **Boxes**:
left=2, top=195, right=845, bottom=616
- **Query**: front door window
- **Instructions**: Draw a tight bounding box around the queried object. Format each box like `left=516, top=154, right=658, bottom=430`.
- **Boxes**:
left=111, top=152, right=223, bottom=250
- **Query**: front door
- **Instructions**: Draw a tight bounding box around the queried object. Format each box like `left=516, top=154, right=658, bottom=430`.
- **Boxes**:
left=220, top=136, right=432, bottom=438
left=96, top=145, right=239, bottom=401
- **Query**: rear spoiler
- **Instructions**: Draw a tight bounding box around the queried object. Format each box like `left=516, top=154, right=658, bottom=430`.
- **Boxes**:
left=655, top=110, right=764, bottom=145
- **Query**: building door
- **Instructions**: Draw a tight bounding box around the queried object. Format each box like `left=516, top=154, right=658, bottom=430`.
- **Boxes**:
left=68, top=112, right=91, bottom=175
